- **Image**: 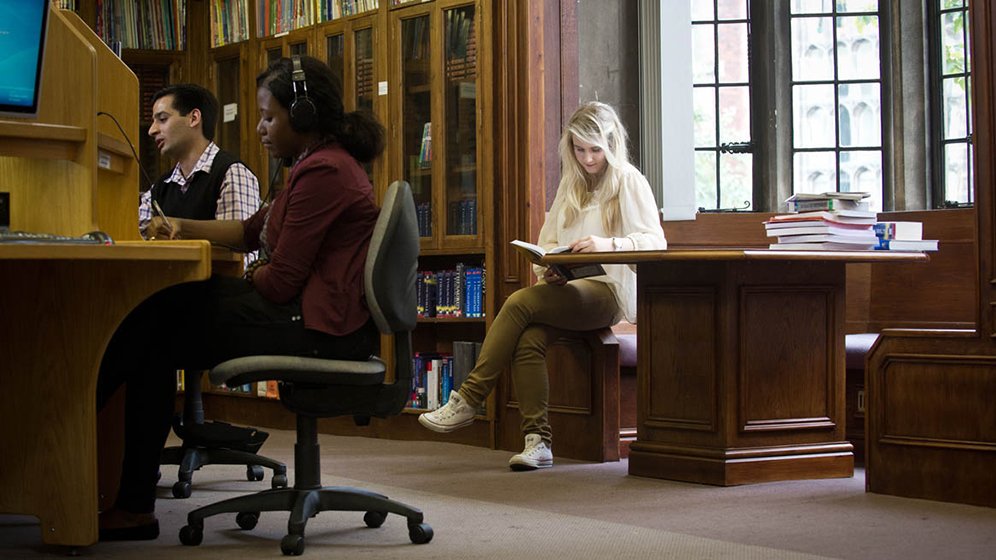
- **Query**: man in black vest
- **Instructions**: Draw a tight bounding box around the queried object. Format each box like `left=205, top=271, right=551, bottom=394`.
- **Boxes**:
left=139, top=84, right=259, bottom=240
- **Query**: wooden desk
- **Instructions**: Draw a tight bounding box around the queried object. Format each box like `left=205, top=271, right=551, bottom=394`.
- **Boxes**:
left=544, top=249, right=927, bottom=485
left=0, top=241, right=212, bottom=548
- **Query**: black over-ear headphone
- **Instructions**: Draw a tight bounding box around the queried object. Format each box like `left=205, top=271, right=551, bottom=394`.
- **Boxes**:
left=289, top=55, right=317, bottom=131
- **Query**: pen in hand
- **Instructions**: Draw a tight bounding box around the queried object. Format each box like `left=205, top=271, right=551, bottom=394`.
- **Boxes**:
left=151, top=200, right=173, bottom=238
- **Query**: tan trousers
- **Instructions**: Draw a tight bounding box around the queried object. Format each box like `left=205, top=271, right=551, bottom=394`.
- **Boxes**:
left=457, top=279, right=621, bottom=447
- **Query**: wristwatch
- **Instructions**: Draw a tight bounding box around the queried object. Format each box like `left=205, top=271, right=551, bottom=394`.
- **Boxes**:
left=612, top=237, right=624, bottom=251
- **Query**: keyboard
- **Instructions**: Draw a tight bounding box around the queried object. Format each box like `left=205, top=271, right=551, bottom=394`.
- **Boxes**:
left=0, top=229, right=114, bottom=245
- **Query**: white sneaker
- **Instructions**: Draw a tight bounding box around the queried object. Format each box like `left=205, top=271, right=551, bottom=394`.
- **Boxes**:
left=508, top=434, right=553, bottom=471
left=418, top=391, right=475, bottom=432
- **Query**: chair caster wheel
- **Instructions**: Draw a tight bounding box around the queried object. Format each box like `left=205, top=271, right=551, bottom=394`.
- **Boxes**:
left=272, top=473, right=288, bottom=488
left=172, top=480, right=192, bottom=499
left=236, top=511, right=260, bottom=530
left=280, top=533, right=305, bottom=556
left=408, top=522, right=433, bottom=544
left=179, top=524, right=203, bottom=546
left=247, top=465, right=264, bottom=481
left=363, top=510, right=387, bottom=528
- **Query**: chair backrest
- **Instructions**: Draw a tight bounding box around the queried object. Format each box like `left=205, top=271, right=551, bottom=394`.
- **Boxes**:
left=365, top=180, right=419, bottom=336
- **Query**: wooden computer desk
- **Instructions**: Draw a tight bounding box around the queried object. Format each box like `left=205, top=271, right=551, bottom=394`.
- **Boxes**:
left=543, top=249, right=927, bottom=486
left=0, top=240, right=212, bottom=548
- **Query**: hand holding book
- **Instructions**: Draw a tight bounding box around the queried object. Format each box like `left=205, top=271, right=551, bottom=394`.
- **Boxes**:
left=510, top=239, right=607, bottom=281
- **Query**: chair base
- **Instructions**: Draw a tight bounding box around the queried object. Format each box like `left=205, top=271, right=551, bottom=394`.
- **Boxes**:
left=179, top=485, right=433, bottom=555
left=161, top=444, right=288, bottom=499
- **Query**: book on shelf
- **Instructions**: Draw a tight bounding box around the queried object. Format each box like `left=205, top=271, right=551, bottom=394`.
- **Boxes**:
left=409, top=352, right=464, bottom=411
left=417, top=263, right=485, bottom=319
left=426, top=356, right=441, bottom=410
left=451, top=341, right=479, bottom=394
left=418, top=122, right=432, bottom=168
left=875, top=239, right=939, bottom=251
left=873, top=221, right=923, bottom=241
left=510, top=239, right=606, bottom=281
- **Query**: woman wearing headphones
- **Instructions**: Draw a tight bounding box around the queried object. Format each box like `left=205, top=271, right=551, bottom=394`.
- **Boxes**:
left=97, top=56, right=385, bottom=541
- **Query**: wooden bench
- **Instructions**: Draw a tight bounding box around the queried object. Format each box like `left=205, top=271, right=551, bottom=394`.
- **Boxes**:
left=500, top=327, right=622, bottom=462
left=843, top=208, right=976, bottom=463
left=613, top=322, right=638, bottom=457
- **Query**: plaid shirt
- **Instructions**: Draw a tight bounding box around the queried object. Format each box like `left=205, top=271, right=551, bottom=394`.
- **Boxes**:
left=139, top=142, right=260, bottom=235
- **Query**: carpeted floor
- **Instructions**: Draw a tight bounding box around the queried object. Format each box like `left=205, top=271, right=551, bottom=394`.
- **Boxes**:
left=3, top=429, right=995, bottom=559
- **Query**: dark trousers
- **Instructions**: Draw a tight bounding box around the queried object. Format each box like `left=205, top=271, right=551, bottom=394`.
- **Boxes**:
left=97, top=275, right=377, bottom=514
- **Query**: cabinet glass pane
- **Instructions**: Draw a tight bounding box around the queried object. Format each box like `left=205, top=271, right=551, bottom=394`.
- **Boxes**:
left=216, top=57, right=241, bottom=159
left=266, top=46, right=282, bottom=66
left=327, top=34, right=345, bottom=97
left=402, top=15, right=432, bottom=238
left=444, top=5, right=477, bottom=236
left=355, top=28, right=375, bottom=113
left=290, top=42, right=307, bottom=57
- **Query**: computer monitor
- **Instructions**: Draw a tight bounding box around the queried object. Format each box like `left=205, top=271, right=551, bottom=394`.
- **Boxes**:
left=0, top=0, right=49, bottom=119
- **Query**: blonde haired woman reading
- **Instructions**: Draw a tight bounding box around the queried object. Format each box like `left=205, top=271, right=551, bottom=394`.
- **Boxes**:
left=419, top=101, right=666, bottom=470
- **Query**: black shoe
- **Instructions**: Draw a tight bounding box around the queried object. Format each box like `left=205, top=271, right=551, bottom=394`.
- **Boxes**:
left=99, top=520, right=160, bottom=541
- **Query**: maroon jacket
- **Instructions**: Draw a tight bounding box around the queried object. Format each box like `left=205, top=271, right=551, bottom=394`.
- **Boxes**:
left=243, top=143, right=378, bottom=336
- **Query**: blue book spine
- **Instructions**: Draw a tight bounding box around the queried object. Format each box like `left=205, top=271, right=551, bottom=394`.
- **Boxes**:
left=454, top=263, right=465, bottom=317
left=464, top=268, right=476, bottom=317
left=469, top=267, right=482, bottom=317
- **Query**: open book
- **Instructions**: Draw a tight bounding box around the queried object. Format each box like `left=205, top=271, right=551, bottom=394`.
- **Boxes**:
left=510, top=239, right=606, bottom=281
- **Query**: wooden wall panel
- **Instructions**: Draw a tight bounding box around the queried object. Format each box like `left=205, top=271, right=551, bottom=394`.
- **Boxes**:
left=740, top=288, right=834, bottom=428
left=644, top=288, right=718, bottom=432
left=880, top=356, right=996, bottom=444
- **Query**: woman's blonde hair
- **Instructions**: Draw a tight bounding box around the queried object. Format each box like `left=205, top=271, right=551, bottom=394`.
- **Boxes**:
left=556, top=101, right=630, bottom=234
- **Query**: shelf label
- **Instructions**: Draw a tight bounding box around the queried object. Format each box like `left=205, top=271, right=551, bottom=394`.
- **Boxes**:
left=378, top=81, right=388, bottom=96
left=97, top=152, right=111, bottom=170
left=223, top=103, right=238, bottom=123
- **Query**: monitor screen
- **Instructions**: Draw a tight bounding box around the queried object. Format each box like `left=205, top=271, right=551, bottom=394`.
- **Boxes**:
left=0, top=1, right=49, bottom=118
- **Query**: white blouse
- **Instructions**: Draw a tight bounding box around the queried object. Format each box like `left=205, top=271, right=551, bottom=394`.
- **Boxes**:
left=534, top=162, right=667, bottom=323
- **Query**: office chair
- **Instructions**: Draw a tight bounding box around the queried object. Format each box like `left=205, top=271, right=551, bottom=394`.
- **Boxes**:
left=179, top=181, right=431, bottom=556
left=160, top=370, right=288, bottom=498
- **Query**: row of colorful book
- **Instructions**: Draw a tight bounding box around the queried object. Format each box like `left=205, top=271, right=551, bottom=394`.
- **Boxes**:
left=407, top=341, right=481, bottom=410
left=766, top=192, right=938, bottom=251
left=416, top=264, right=485, bottom=319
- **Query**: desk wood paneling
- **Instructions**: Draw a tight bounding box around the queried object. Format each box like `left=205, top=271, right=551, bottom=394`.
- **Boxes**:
left=0, top=241, right=211, bottom=547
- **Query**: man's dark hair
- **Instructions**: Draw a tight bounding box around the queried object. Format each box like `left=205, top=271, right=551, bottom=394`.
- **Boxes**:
left=151, top=83, right=220, bottom=142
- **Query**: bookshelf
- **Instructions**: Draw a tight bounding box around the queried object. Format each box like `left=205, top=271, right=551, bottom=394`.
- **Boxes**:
left=210, top=0, right=252, bottom=47
left=385, top=0, right=493, bottom=428
left=93, top=0, right=187, bottom=51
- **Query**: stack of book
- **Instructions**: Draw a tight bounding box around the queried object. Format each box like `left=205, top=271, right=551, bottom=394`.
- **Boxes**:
left=785, top=191, right=871, bottom=213
left=873, top=221, right=939, bottom=251
left=767, top=192, right=879, bottom=250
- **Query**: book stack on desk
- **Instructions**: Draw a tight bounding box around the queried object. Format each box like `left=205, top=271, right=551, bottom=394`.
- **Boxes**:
left=767, top=192, right=879, bottom=250
left=873, top=221, right=939, bottom=251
